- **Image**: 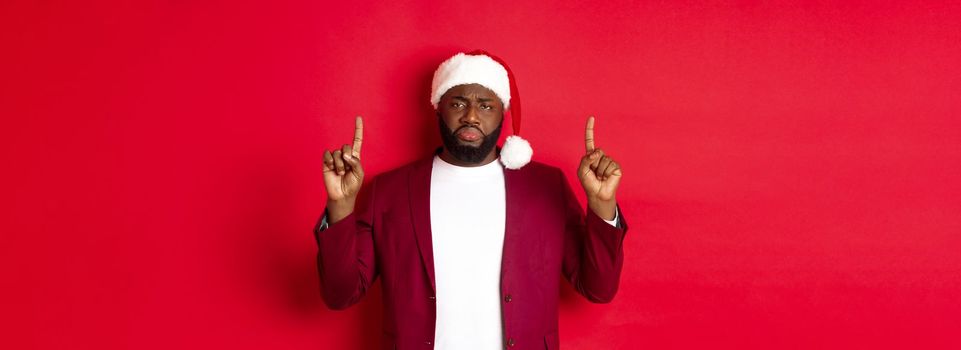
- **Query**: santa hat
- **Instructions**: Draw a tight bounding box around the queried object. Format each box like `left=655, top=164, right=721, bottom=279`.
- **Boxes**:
left=430, top=50, right=532, bottom=169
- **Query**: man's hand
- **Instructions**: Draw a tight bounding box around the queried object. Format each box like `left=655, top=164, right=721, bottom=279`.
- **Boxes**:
left=577, top=116, right=622, bottom=220
left=322, top=116, right=364, bottom=223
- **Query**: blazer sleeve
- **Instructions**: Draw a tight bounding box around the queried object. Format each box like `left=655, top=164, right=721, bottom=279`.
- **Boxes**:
left=313, top=177, right=379, bottom=310
left=559, top=169, right=629, bottom=303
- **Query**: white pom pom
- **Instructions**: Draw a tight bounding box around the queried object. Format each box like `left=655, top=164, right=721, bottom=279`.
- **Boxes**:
left=499, top=135, right=533, bottom=169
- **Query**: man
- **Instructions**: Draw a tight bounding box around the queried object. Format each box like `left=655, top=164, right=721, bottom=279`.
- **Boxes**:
left=316, top=51, right=627, bottom=349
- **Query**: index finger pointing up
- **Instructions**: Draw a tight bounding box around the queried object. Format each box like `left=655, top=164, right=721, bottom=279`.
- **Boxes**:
left=352, top=115, right=363, bottom=157
left=585, top=115, right=596, bottom=152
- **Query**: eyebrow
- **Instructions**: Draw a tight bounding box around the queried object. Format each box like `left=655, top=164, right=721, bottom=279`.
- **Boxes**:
left=452, top=96, right=494, bottom=103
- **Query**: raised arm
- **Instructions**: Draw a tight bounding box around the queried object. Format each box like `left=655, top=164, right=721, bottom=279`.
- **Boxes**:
left=563, top=116, right=628, bottom=303
left=316, top=116, right=377, bottom=310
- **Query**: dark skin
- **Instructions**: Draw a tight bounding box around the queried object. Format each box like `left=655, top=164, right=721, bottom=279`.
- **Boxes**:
left=436, top=84, right=504, bottom=167
left=322, top=83, right=622, bottom=223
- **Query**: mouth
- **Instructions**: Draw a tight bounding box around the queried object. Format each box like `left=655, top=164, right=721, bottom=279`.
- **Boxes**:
left=456, top=127, right=483, bottom=142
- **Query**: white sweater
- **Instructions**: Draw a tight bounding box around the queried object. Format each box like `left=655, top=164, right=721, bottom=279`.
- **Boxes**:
left=430, top=155, right=507, bottom=349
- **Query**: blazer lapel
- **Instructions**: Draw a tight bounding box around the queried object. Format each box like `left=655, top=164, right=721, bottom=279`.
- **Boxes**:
left=409, top=154, right=527, bottom=294
left=409, top=156, right=436, bottom=292
left=500, top=167, right=524, bottom=293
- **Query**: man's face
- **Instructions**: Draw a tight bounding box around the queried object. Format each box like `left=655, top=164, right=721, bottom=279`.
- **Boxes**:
left=437, top=84, right=504, bottom=164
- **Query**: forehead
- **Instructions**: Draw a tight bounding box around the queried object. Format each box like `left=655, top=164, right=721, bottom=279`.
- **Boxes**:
left=442, top=84, right=502, bottom=103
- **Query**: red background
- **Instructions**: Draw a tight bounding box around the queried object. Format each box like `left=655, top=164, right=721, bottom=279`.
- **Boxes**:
left=3, top=1, right=960, bottom=349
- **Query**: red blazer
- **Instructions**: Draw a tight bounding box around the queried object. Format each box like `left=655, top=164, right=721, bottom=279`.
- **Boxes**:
left=315, top=154, right=628, bottom=349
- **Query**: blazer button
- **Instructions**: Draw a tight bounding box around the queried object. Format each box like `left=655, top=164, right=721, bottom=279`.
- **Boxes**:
left=507, top=338, right=515, bottom=347
left=428, top=295, right=436, bottom=301
left=504, top=294, right=512, bottom=302
left=425, top=340, right=432, bottom=345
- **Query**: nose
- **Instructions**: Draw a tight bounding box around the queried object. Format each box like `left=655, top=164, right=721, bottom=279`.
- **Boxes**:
left=460, top=105, right=480, bottom=127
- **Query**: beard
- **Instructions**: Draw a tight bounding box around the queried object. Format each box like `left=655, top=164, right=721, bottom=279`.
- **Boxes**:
left=438, top=116, right=503, bottom=164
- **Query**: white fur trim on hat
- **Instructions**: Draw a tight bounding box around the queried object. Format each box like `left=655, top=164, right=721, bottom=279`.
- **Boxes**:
left=499, top=135, right=532, bottom=169
left=431, top=53, right=511, bottom=109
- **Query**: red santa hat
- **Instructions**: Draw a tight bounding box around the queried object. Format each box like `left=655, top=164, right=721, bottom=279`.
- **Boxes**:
left=430, top=50, right=532, bottom=169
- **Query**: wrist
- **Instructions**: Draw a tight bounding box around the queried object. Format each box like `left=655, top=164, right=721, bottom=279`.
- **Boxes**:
left=587, top=197, right=617, bottom=221
left=326, top=197, right=357, bottom=223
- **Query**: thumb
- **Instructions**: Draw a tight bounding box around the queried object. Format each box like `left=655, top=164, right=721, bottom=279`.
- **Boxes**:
left=343, top=152, right=364, bottom=176
left=578, top=150, right=601, bottom=177
left=612, top=167, right=622, bottom=176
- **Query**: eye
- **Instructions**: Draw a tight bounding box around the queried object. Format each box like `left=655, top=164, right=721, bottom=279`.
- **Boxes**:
left=451, top=102, right=464, bottom=108
left=481, top=105, right=492, bottom=110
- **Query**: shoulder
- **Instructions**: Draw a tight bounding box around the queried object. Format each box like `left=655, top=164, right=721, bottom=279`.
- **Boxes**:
left=514, top=160, right=563, bottom=176
left=507, top=160, right=570, bottom=188
left=368, top=157, right=431, bottom=188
